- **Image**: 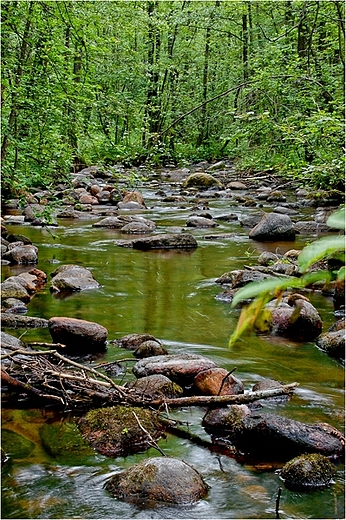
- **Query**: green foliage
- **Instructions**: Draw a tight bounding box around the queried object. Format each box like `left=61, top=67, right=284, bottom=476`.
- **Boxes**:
left=229, top=208, right=345, bottom=346
left=1, top=1, right=344, bottom=194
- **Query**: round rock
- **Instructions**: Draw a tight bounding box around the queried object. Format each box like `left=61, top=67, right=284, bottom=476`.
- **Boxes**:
left=48, top=317, right=108, bottom=353
left=105, top=457, right=209, bottom=504
left=280, top=453, right=336, bottom=490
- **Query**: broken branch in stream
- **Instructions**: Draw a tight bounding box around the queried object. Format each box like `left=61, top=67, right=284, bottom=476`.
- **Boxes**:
left=149, top=383, right=299, bottom=408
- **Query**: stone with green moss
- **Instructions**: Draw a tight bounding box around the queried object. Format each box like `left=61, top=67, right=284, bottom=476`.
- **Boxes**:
left=78, top=405, right=164, bottom=457
left=280, top=453, right=336, bottom=490
left=105, top=457, right=209, bottom=504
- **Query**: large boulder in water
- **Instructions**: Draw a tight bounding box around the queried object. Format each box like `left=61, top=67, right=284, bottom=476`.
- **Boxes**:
left=50, top=264, right=100, bottom=292
left=249, top=212, right=295, bottom=241
left=133, top=353, right=217, bottom=387
left=316, top=328, right=345, bottom=361
left=202, top=406, right=345, bottom=461
left=78, top=406, right=164, bottom=457
left=280, top=453, right=336, bottom=490
left=2, top=243, right=38, bottom=264
left=262, top=294, right=322, bottom=341
left=48, top=317, right=108, bottom=353
left=105, top=457, right=209, bottom=504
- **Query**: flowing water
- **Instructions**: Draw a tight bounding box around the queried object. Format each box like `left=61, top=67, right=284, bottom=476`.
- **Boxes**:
left=1, top=181, right=345, bottom=519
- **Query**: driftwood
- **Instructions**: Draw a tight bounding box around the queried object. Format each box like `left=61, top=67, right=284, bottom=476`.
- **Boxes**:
left=1, top=345, right=298, bottom=411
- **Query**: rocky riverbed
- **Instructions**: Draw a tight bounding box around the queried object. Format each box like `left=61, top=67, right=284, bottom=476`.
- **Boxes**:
left=1, top=160, right=345, bottom=518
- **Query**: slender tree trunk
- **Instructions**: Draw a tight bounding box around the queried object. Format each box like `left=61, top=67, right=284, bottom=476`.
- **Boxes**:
left=1, top=1, right=34, bottom=165
left=196, top=26, right=211, bottom=146
left=143, top=0, right=161, bottom=147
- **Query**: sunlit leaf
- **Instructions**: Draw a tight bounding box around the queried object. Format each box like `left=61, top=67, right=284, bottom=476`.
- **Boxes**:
left=326, top=208, right=345, bottom=230
left=298, top=236, right=345, bottom=272
left=230, top=277, right=302, bottom=308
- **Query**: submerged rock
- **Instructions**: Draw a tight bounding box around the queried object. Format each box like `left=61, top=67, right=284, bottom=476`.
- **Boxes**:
left=105, top=457, right=209, bottom=504
left=280, top=453, right=336, bottom=490
left=78, top=406, right=164, bottom=457
left=202, top=407, right=345, bottom=460
left=117, top=233, right=198, bottom=250
left=48, top=317, right=108, bottom=353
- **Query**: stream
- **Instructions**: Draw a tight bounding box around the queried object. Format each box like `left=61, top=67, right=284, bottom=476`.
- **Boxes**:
left=1, top=176, right=345, bottom=519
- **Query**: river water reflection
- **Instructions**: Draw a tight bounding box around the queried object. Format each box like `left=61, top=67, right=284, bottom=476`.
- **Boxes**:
left=1, top=185, right=345, bottom=519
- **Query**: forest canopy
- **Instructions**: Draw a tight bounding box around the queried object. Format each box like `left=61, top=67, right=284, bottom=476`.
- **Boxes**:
left=1, top=0, right=345, bottom=196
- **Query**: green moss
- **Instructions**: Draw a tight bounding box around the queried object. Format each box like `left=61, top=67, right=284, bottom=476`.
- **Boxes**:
left=281, top=453, right=336, bottom=490
left=1, top=429, right=35, bottom=459
left=79, top=405, right=164, bottom=457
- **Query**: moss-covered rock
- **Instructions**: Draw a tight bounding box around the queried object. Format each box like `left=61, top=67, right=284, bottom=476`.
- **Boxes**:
left=105, top=457, right=209, bottom=504
left=183, top=173, right=222, bottom=189
left=280, top=453, right=336, bottom=490
left=78, top=405, right=164, bottom=457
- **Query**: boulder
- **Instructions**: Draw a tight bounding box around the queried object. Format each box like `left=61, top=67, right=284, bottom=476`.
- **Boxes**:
left=0, top=314, right=49, bottom=329
left=117, top=233, right=198, bottom=250
left=2, top=298, right=28, bottom=313
left=48, top=317, right=108, bottom=353
left=226, top=181, right=248, bottom=190
left=0, top=281, right=31, bottom=303
left=78, top=406, right=163, bottom=457
left=263, top=295, right=322, bottom=341
left=79, top=193, right=99, bottom=205
left=249, top=213, right=295, bottom=241
left=50, top=264, right=100, bottom=293
left=183, top=173, right=222, bottom=189
left=186, top=216, right=218, bottom=228
left=202, top=407, right=345, bottom=460
left=133, top=353, right=217, bottom=386
left=127, top=374, right=183, bottom=399
left=2, top=244, right=38, bottom=264
left=194, top=368, right=244, bottom=396
left=105, top=457, right=209, bottom=504
left=280, top=453, right=336, bottom=490
left=316, top=329, right=345, bottom=360
left=120, top=222, right=153, bottom=234
left=134, top=340, right=168, bottom=358
left=122, top=190, right=146, bottom=207
left=114, top=333, right=161, bottom=350
left=267, top=191, right=286, bottom=202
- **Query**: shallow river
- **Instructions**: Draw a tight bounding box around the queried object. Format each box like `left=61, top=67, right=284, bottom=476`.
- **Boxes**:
left=1, top=180, right=345, bottom=519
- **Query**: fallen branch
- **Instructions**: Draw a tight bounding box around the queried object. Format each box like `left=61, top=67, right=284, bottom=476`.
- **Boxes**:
left=150, top=383, right=299, bottom=408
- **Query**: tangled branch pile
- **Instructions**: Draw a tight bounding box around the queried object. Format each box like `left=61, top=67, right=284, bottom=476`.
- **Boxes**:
left=1, top=344, right=298, bottom=412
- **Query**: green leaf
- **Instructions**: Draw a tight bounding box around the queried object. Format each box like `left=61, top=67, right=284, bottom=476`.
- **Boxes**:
left=230, top=277, right=302, bottom=308
left=298, top=236, right=345, bottom=273
left=327, top=207, right=345, bottom=230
